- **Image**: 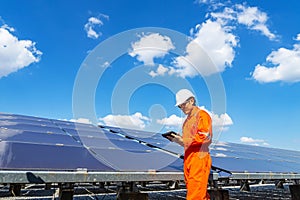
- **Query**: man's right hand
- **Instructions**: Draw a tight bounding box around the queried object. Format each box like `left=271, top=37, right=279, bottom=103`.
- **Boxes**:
left=170, top=133, right=184, bottom=147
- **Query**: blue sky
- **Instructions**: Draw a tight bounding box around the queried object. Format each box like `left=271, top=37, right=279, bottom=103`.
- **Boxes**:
left=1, top=0, right=300, bottom=151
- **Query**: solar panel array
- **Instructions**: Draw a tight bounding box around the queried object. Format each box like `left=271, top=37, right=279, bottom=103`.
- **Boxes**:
left=101, top=125, right=300, bottom=174
left=0, top=113, right=182, bottom=172
left=1, top=112, right=300, bottom=175
left=211, top=142, right=300, bottom=173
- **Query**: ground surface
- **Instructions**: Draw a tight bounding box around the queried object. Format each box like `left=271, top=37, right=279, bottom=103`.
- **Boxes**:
left=0, top=183, right=293, bottom=199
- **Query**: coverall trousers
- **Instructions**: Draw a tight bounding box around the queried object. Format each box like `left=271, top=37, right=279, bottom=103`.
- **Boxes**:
left=184, top=151, right=212, bottom=200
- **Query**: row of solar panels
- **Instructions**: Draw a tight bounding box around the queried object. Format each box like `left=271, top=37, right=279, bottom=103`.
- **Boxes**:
left=1, top=112, right=300, bottom=174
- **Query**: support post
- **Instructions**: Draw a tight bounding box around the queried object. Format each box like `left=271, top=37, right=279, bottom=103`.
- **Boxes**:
left=45, top=183, right=52, bottom=190
left=116, top=182, right=148, bottom=200
left=240, top=180, right=250, bottom=191
left=275, top=180, right=284, bottom=189
left=59, top=183, right=74, bottom=200
left=9, top=184, right=22, bottom=196
left=168, top=180, right=179, bottom=189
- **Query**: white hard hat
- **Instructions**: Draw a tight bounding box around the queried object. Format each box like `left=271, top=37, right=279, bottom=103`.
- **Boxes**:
left=175, top=89, right=195, bottom=106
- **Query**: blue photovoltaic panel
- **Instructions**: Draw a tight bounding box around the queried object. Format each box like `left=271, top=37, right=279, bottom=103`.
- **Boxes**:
left=73, top=126, right=183, bottom=171
left=76, top=137, right=154, bottom=151
left=0, top=128, right=82, bottom=147
left=100, top=125, right=300, bottom=174
left=0, top=141, right=114, bottom=171
left=90, top=148, right=183, bottom=171
left=100, top=125, right=184, bottom=155
left=0, top=117, right=55, bottom=127
left=2, top=112, right=299, bottom=174
left=210, top=142, right=300, bottom=173
left=0, top=120, right=64, bottom=135
left=0, top=113, right=183, bottom=172
left=0, top=113, right=53, bottom=123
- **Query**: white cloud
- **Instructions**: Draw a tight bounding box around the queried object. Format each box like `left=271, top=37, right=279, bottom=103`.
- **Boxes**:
left=235, top=4, right=276, bottom=40
left=169, top=3, right=275, bottom=78
left=212, top=113, right=233, bottom=126
left=173, top=19, right=238, bottom=77
left=156, top=109, right=233, bottom=132
left=211, top=112, right=233, bottom=132
left=210, top=4, right=276, bottom=40
left=99, top=112, right=150, bottom=130
left=129, top=33, right=175, bottom=66
left=194, top=0, right=225, bottom=9
left=0, top=25, right=42, bottom=78
left=149, top=64, right=169, bottom=77
left=130, top=4, right=274, bottom=79
left=251, top=38, right=300, bottom=83
left=84, top=14, right=108, bottom=39
left=70, top=118, right=92, bottom=124
left=296, top=34, right=300, bottom=41
left=102, top=61, right=110, bottom=68
left=156, top=114, right=185, bottom=128
left=194, top=0, right=209, bottom=4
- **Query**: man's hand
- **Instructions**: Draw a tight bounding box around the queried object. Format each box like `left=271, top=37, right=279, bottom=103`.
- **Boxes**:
left=169, top=133, right=184, bottom=147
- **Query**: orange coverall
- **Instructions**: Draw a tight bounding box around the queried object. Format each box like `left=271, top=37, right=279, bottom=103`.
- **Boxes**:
left=182, top=106, right=212, bottom=200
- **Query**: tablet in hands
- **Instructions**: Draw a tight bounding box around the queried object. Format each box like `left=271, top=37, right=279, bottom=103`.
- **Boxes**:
left=162, top=131, right=178, bottom=141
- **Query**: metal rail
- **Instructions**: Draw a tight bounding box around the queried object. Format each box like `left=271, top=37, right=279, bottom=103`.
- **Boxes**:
left=228, top=172, right=300, bottom=180
left=0, top=170, right=185, bottom=184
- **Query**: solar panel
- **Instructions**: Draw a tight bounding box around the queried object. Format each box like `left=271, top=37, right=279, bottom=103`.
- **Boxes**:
left=100, top=125, right=184, bottom=155
left=0, top=113, right=183, bottom=172
left=2, top=112, right=300, bottom=199
left=0, top=141, right=114, bottom=171
left=1, top=112, right=300, bottom=176
left=0, top=128, right=82, bottom=146
left=100, top=125, right=300, bottom=175
left=210, top=142, right=300, bottom=173
left=90, top=148, right=183, bottom=171
left=0, top=120, right=64, bottom=134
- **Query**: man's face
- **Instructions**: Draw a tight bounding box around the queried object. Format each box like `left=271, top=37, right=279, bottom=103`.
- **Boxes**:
left=178, top=98, right=194, bottom=115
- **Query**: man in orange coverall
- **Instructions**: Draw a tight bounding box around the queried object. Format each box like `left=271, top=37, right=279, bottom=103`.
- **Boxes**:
left=167, top=89, right=212, bottom=200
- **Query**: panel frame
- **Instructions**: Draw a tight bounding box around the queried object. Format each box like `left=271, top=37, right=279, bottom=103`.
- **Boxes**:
left=0, top=170, right=185, bottom=184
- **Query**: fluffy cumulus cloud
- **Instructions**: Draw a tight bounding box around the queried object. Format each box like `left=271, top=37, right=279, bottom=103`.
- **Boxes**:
left=69, top=118, right=92, bottom=124
left=251, top=35, right=300, bottom=83
left=211, top=112, right=233, bottom=132
left=240, top=136, right=269, bottom=146
left=173, top=19, right=238, bottom=77
left=210, top=3, right=276, bottom=40
left=84, top=14, right=109, bottom=39
left=194, top=0, right=224, bottom=9
left=128, top=4, right=275, bottom=79
left=157, top=109, right=233, bottom=132
left=296, top=33, right=300, bottom=41
left=156, top=114, right=185, bottom=129
left=235, top=4, right=276, bottom=40
left=99, top=112, right=150, bottom=130
left=0, top=25, right=42, bottom=78
left=149, top=64, right=175, bottom=77
left=129, top=33, right=175, bottom=66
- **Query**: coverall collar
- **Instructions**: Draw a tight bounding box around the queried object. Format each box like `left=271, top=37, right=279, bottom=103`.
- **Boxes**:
left=187, top=106, right=199, bottom=118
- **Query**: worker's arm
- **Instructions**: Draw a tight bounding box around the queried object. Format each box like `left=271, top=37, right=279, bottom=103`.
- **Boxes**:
left=191, top=111, right=212, bottom=145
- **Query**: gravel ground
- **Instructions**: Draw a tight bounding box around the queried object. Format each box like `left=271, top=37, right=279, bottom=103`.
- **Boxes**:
left=0, top=183, right=293, bottom=199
